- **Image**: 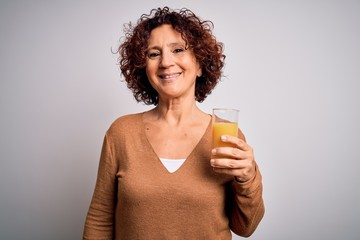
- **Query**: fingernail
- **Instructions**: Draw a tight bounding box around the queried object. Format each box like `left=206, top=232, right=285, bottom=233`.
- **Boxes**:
left=211, top=149, right=217, bottom=155
left=210, top=159, right=215, bottom=166
left=221, top=135, right=227, bottom=141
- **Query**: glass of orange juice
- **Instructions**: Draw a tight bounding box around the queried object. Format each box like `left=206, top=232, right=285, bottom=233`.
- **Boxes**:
left=212, top=108, right=239, bottom=149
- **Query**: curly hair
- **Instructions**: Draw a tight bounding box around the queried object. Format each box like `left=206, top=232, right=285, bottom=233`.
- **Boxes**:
left=117, top=6, right=225, bottom=105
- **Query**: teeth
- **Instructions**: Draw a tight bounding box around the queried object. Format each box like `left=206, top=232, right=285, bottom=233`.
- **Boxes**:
left=161, top=73, right=179, bottom=79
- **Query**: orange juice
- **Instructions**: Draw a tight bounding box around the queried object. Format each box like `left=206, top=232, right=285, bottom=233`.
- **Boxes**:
left=212, top=122, right=238, bottom=148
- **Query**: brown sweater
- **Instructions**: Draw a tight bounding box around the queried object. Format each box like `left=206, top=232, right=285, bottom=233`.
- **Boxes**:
left=83, top=113, right=264, bottom=240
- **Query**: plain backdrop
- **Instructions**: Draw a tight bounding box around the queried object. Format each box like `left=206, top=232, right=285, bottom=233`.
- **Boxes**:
left=1, top=0, right=359, bottom=239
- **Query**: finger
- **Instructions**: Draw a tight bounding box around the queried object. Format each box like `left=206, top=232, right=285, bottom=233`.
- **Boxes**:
left=212, top=167, right=245, bottom=178
left=212, top=147, right=252, bottom=160
left=221, top=135, right=250, bottom=151
left=210, top=158, right=249, bottom=169
left=212, top=163, right=255, bottom=181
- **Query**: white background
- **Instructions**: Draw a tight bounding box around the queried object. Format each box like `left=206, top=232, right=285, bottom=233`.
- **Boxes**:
left=1, top=0, right=359, bottom=239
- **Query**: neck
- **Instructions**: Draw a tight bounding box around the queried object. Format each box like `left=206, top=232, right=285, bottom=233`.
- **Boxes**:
left=152, top=99, right=201, bottom=126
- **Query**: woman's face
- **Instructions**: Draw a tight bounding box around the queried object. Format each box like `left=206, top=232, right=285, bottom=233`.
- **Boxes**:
left=145, top=24, right=202, bottom=101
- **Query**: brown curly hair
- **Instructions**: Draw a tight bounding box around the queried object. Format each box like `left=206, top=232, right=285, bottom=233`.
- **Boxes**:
left=117, top=6, right=225, bottom=105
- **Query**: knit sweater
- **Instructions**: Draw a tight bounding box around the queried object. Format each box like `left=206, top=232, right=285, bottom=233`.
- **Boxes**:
left=83, top=113, right=264, bottom=240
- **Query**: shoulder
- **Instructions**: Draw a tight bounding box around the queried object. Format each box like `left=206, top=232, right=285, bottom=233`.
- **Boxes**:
left=110, top=112, right=143, bottom=127
left=106, top=112, right=143, bottom=137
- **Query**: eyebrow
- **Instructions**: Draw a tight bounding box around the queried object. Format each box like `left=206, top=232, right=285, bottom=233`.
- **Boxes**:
left=147, top=42, right=186, bottom=51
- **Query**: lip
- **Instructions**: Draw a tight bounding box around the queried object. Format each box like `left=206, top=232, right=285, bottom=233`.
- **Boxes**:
left=158, top=72, right=181, bottom=81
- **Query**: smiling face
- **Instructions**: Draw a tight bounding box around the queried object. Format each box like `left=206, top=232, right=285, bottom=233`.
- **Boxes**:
left=145, top=24, right=202, bottom=102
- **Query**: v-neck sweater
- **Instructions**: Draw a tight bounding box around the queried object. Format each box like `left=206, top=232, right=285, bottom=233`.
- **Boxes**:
left=83, top=113, right=264, bottom=240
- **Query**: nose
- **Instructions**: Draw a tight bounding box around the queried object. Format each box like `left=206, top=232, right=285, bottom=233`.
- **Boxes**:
left=159, top=51, right=174, bottom=68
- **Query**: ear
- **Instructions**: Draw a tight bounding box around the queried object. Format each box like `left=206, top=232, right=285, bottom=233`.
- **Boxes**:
left=197, top=67, right=202, bottom=77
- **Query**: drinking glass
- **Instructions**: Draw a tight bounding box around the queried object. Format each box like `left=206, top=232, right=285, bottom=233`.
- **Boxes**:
left=212, top=108, right=239, bottom=148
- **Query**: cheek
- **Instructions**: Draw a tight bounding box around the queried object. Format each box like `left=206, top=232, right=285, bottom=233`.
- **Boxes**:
left=189, top=57, right=201, bottom=76
left=145, top=62, right=155, bottom=78
left=145, top=58, right=159, bottom=71
left=145, top=66, right=150, bottom=78
left=145, top=66, right=157, bottom=88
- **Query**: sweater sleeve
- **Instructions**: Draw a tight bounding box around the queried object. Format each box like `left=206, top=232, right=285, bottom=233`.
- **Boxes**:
left=83, top=133, right=117, bottom=240
left=227, top=163, right=265, bottom=237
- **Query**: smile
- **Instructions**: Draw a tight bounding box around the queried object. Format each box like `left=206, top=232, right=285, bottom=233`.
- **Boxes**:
left=159, top=73, right=181, bottom=80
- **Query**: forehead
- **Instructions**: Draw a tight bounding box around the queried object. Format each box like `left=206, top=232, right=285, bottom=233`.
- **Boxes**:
left=147, top=24, right=185, bottom=46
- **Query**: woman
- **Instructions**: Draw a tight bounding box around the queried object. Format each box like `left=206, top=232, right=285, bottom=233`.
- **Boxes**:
left=83, top=7, right=264, bottom=239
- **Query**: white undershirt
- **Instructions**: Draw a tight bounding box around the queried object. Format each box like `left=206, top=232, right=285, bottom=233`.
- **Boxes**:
left=159, top=158, right=186, bottom=173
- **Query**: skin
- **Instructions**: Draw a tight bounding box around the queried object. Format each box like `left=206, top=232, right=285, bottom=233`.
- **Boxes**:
left=145, top=24, right=202, bottom=104
left=143, top=24, right=256, bottom=182
left=211, top=135, right=256, bottom=183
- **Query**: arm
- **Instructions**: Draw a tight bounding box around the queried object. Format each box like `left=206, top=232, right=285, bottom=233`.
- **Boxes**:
left=211, top=130, right=265, bottom=237
left=227, top=164, right=265, bottom=237
left=83, top=134, right=117, bottom=240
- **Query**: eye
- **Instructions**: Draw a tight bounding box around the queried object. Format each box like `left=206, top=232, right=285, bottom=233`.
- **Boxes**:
left=147, top=51, right=160, bottom=59
left=173, top=48, right=185, bottom=54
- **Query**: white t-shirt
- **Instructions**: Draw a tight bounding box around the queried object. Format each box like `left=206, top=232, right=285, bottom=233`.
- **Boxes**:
left=159, top=158, right=186, bottom=173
